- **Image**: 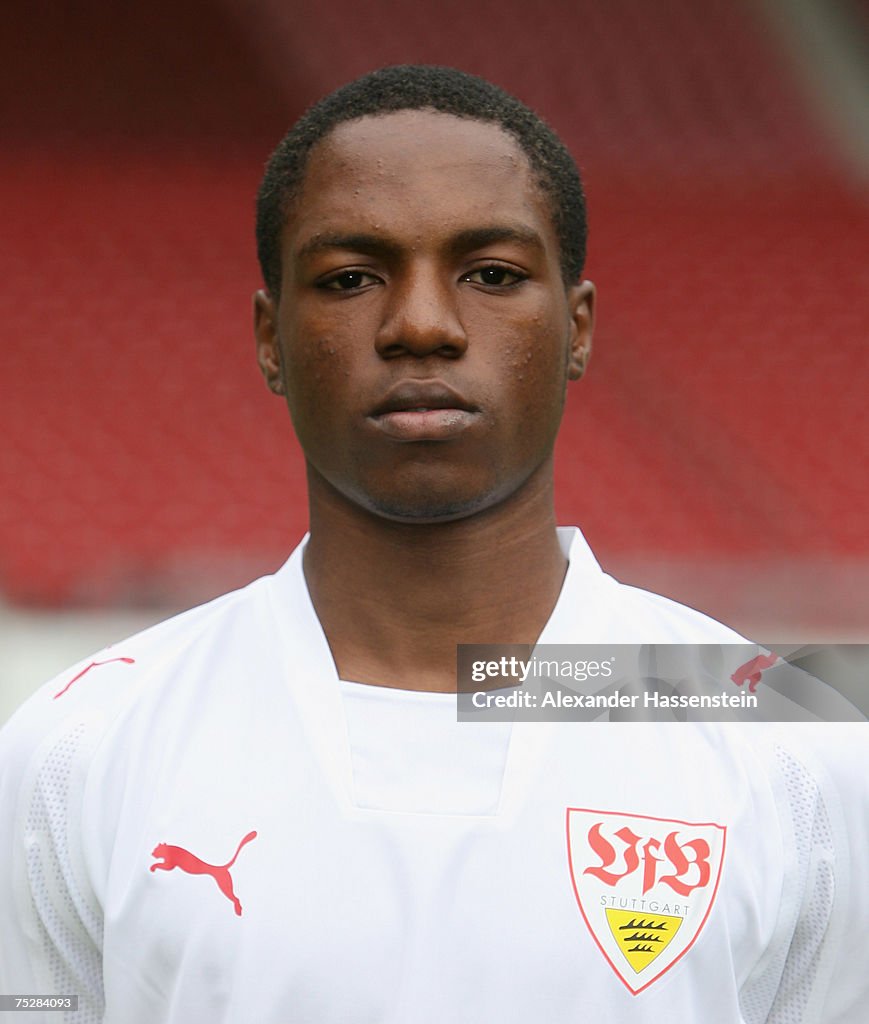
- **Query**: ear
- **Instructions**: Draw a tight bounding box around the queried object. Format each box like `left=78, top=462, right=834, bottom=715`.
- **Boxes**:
left=566, top=280, right=595, bottom=381
left=253, top=289, right=285, bottom=395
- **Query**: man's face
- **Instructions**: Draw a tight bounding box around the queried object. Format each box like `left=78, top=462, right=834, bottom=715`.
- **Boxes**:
left=255, top=110, right=594, bottom=523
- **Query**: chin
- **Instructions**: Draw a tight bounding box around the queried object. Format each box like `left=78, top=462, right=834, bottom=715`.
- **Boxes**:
left=360, top=473, right=523, bottom=524
left=365, top=492, right=492, bottom=524
left=313, top=461, right=530, bottom=525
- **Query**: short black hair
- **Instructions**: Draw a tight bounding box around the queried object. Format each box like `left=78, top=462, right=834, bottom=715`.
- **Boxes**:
left=256, top=65, right=587, bottom=296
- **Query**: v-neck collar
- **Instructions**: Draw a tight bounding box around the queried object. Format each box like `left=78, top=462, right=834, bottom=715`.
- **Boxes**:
left=266, top=527, right=614, bottom=817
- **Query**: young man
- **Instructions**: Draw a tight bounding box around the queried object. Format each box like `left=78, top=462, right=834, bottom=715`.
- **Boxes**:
left=1, top=66, right=866, bottom=1023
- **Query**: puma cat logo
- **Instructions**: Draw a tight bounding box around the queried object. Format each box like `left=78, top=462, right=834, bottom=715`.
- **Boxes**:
left=53, top=656, right=136, bottom=699
left=150, top=831, right=258, bottom=916
left=731, top=652, right=778, bottom=693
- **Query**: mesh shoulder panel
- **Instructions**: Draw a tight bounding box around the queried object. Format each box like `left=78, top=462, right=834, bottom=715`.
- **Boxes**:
left=739, top=743, right=836, bottom=1024
left=24, top=722, right=104, bottom=1024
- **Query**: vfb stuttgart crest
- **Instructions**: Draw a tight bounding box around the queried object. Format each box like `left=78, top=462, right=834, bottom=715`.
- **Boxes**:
left=566, top=808, right=726, bottom=995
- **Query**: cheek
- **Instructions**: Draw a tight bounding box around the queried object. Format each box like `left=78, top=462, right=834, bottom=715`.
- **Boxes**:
left=495, top=314, right=570, bottom=411
left=280, top=320, right=351, bottom=406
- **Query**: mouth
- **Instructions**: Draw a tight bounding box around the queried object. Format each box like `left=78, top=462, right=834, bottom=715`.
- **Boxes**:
left=369, top=380, right=478, bottom=441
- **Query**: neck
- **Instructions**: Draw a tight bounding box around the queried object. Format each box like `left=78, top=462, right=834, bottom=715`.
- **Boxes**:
left=302, top=463, right=567, bottom=692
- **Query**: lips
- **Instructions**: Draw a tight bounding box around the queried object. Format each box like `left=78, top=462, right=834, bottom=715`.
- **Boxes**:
left=371, top=380, right=475, bottom=417
left=369, top=380, right=478, bottom=441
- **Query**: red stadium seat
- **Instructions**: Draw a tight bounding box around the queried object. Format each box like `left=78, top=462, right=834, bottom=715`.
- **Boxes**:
left=2, top=0, right=866, bottom=631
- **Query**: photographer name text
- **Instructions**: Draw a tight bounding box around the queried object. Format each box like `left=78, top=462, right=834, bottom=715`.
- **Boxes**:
left=470, top=689, right=759, bottom=710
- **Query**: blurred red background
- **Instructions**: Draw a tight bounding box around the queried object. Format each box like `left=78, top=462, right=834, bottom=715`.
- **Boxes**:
left=2, top=0, right=867, bottom=636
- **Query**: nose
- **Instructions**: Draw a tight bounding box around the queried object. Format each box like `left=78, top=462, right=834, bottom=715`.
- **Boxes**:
left=374, top=265, right=468, bottom=359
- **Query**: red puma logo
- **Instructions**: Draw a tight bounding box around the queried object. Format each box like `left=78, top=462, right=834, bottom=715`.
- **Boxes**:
left=53, top=657, right=136, bottom=699
left=149, top=831, right=258, bottom=916
left=731, top=652, right=778, bottom=693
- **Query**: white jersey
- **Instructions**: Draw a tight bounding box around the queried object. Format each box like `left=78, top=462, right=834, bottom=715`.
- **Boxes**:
left=1, top=527, right=867, bottom=1023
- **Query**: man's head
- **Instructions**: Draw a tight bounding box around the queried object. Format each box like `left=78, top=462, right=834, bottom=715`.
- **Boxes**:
left=256, top=65, right=587, bottom=298
left=254, top=67, right=594, bottom=526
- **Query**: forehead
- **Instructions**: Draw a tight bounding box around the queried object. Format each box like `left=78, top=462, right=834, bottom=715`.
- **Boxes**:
left=286, top=110, right=555, bottom=251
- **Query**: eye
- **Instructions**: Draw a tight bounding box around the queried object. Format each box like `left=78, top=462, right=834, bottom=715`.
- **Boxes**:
left=461, top=265, right=526, bottom=288
left=319, top=270, right=379, bottom=291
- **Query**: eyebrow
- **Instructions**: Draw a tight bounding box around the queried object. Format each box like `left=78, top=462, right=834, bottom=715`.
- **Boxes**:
left=295, top=224, right=545, bottom=262
left=447, top=225, right=545, bottom=255
left=296, top=233, right=395, bottom=262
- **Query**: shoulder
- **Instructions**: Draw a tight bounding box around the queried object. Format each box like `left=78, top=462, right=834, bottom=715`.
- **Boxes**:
left=557, top=526, right=745, bottom=643
left=0, top=569, right=277, bottom=783
left=608, top=580, right=747, bottom=643
left=0, top=565, right=288, bottom=996
left=770, top=722, right=869, bottom=830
